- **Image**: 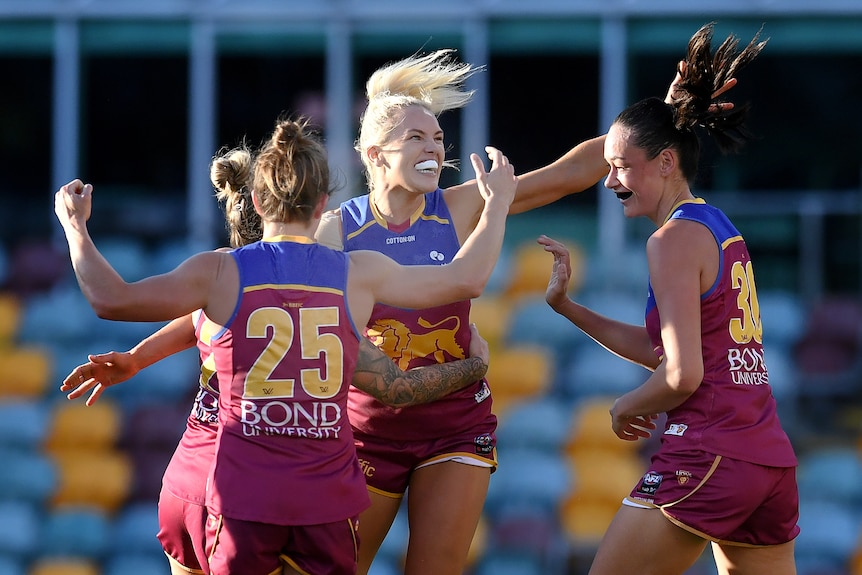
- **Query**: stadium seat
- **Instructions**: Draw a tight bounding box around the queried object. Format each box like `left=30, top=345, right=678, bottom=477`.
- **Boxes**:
left=469, top=294, right=513, bottom=353
left=564, top=396, right=641, bottom=456
left=504, top=296, right=592, bottom=363
left=50, top=449, right=132, bottom=513
left=0, top=501, right=41, bottom=557
left=560, top=496, right=622, bottom=555
left=102, top=554, right=167, bottom=575
left=472, top=551, right=546, bottom=575
left=797, top=446, right=862, bottom=506
left=559, top=345, right=647, bottom=401
left=494, top=396, right=573, bottom=452
left=0, top=557, right=25, bottom=575
left=109, top=502, right=163, bottom=556
left=44, top=400, right=122, bottom=452
left=0, top=292, right=21, bottom=343
left=0, top=400, right=49, bottom=449
left=485, top=447, right=572, bottom=520
left=566, top=448, right=643, bottom=506
left=502, top=238, right=585, bottom=302
left=26, top=558, right=100, bottom=575
left=41, top=506, right=111, bottom=560
left=0, top=447, right=57, bottom=505
left=0, top=346, right=53, bottom=400
left=794, top=498, right=862, bottom=572
left=485, top=345, right=553, bottom=418
left=758, top=289, right=806, bottom=349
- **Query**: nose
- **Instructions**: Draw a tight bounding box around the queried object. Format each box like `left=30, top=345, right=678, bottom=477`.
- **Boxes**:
left=604, top=167, right=617, bottom=189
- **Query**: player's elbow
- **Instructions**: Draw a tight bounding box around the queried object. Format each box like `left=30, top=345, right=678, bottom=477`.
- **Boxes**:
left=666, top=364, right=703, bottom=396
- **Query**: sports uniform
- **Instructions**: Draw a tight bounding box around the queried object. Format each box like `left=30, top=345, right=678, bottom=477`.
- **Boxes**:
left=206, top=236, right=368, bottom=575
left=340, top=190, right=497, bottom=497
left=627, top=198, right=800, bottom=546
left=156, top=310, right=221, bottom=574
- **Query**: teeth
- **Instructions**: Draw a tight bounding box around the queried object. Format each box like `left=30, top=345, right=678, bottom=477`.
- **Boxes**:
left=415, top=160, right=438, bottom=171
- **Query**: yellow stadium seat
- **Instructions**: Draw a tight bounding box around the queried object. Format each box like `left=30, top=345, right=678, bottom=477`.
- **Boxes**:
left=486, top=345, right=553, bottom=418
left=565, top=396, right=640, bottom=456
left=567, top=448, right=643, bottom=505
left=50, top=449, right=132, bottom=513
left=503, top=238, right=585, bottom=302
left=0, top=292, right=22, bottom=342
left=44, top=400, right=122, bottom=452
left=0, top=346, right=53, bottom=399
left=469, top=294, right=513, bottom=352
left=28, top=558, right=101, bottom=575
left=560, top=494, right=619, bottom=549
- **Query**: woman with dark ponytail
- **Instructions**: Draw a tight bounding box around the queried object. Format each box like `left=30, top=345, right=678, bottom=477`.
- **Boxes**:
left=540, top=23, right=799, bottom=574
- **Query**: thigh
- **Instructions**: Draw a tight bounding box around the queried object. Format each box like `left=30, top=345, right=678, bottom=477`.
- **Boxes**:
left=356, top=493, right=402, bottom=575
left=157, top=487, right=208, bottom=574
left=403, top=461, right=491, bottom=575
left=712, top=539, right=797, bottom=575
left=589, top=505, right=707, bottom=575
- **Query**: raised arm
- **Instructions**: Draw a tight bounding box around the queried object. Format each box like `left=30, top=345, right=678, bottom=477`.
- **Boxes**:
left=61, top=314, right=197, bottom=405
left=352, top=323, right=489, bottom=407
left=54, top=179, right=234, bottom=322
left=348, top=146, right=516, bottom=323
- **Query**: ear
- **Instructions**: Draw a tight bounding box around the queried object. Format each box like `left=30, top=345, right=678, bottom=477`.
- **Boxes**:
left=658, top=148, right=676, bottom=177
left=250, top=189, right=264, bottom=216
left=312, top=195, right=328, bottom=219
left=366, top=145, right=385, bottom=167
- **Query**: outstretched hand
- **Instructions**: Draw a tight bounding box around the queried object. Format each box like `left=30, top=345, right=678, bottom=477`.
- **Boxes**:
left=665, top=60, right=738, bottom=112
left=470, top=146, right=517, bottom=210
left=54, top=179, right=94, bottom=231
left=61, top=350, right=139, bottom=406
left=537, top=234, right=572, bottom=310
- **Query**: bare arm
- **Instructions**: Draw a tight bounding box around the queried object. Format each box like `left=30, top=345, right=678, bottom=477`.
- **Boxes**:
left=352, top=323, right=489, bottom=408
left=348, top=147, right=516, bottom=323
left=54, top=179, right=233, bottom=322
left=539, top=235, right=658, bottom=369
left=610, top=221, right=710, bottom=439
left=60, top=314, right=197, bottom=405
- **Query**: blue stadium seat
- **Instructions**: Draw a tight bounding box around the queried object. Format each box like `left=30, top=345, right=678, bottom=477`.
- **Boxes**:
left=109, top=503, right=163, bottom=556
left=794, top=498, right=862, bottom=572
left=485, top=448, right=572, bottom=520
left=559, top=346, right=647, bottom=401
left=102, top=553, right=168, bottom=575
left=495, top=396, right=573, bottom=452
left=0, top=501, right=41, bottom=557
left=505, top=296, right=592, bottom=363
left=797, top=447, right=862, bottom=506
left=0, top=400, right=49, bottom=449
left=0, top=557, right=26, bottom=575
left=41, top=506, right=111, bottom=560
left=0, top=448, right=57, bottom=505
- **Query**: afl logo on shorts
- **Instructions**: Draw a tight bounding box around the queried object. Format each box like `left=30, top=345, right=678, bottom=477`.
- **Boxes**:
left=474, top=433, right=495, bottom=455
left=635, top=471, right=663, bottom=497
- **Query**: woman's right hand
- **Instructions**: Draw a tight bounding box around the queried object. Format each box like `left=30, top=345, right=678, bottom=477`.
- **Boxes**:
left=470, top=146, right=517, bottom=210
left=54, top=179, right=94, bottom=231
left=61, top=350, right=140, bottom=406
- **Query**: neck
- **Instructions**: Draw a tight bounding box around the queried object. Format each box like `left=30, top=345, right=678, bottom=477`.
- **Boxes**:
left=263, top=219, right=318, bottom=241
left=371, top=188, right=424, bottom=224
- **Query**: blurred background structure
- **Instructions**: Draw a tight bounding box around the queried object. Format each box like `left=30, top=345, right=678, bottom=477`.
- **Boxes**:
left=1, top=1, right=862, bottom=574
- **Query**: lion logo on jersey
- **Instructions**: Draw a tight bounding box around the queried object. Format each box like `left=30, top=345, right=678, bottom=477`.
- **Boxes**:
left=368, top=316, right=464, bottom=370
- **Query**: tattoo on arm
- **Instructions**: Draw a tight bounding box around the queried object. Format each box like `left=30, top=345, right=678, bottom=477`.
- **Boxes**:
left=351, top=339, right=488, bottom=408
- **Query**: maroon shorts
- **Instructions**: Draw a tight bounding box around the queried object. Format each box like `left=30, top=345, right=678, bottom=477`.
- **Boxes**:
left=354, top=426, right=497, bottom=497
left=626, top=449, right=800, bottom=546
left=206, top=512, right=360, bottom=575
left=156, top=487, right=208, bottom=574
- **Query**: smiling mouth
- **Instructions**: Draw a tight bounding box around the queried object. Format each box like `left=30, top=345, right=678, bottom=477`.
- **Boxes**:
left=615, top=191, right=633, bottom=201
left=414, top=159, right=439, bottom=174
